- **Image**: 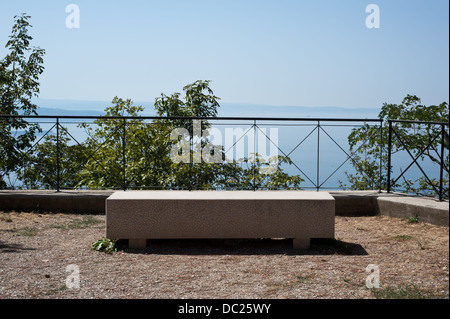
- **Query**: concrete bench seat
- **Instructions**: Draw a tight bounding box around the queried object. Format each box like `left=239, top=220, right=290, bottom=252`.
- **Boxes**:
left=105, top=190, right=335, bottom=250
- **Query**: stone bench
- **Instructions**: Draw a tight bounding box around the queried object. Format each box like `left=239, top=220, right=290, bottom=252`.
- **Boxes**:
left=105, top=190, right=335, bottom=250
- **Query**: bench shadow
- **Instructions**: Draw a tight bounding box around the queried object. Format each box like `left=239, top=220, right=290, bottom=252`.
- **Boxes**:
left=0, top=241, right=36, bottom=253
left=119, top=238, right=368, bottom=256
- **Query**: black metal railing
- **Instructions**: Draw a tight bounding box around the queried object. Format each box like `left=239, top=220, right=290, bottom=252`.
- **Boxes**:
left=1, top=114, right=448, bottom=200
left=387, top=119, right=449, bottom=201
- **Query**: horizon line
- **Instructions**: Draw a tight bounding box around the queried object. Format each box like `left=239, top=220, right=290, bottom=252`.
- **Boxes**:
left=32, top=97, right=382, bottom=111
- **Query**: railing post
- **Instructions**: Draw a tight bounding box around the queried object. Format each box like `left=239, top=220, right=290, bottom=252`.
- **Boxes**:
left=122, top=118, right=126, bottom=191
left=56, top=117, right=60, bottom=192
left=253, top=120, right=256, bottom=191
left=439, top=124, right=445, bottom=201
left=379, top=120, right=383, bottom=193
left=387, top=120, right=392, bottom=194
left=189, top=118, right=194, bottom=191
left=317, top=120, right=320, bottom=192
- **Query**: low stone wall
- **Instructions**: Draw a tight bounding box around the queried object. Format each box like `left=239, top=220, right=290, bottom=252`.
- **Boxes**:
left=376, top=195, right=449, bottom=226
left=0, top=190, right=113, bottom=214
left=0, top=190, right=448, bottom=227
left=329, top=191, right=449, bottom=227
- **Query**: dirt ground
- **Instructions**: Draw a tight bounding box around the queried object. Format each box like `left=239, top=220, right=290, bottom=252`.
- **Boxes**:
left=0, top=211, right=448, bottom=299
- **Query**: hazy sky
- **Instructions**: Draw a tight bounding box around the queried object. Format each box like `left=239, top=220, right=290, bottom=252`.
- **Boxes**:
left=1, top=0, right=448, bottom=109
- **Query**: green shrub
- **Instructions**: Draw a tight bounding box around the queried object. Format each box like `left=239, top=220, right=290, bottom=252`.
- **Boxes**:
left=407, top=215, right=420, bottom=223
left=91, top=238, right=117, bottom=254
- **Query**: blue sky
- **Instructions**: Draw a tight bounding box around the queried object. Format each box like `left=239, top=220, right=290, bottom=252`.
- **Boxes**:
left=0, top=0, right=448, bottom=109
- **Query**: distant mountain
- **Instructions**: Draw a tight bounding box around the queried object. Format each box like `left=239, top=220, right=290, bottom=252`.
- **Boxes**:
left=217, top=103, right=381, bottom=119
left=32, top=98, right=155, bottom=116
left=31, top=98, right=381, bottom=119
left=33, top=99, right=110, bottom=112
left=38, top=107, right=105, bottom=116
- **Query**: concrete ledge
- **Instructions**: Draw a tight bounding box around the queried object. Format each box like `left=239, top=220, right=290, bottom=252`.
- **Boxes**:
left=0, top=190, right=448, bottom=227
left=330, top=191, right=449, bottom=227
left=0, top=190, right=113, bottom=214
left=376, top=194, right=449, bottom=226
left=329, top=191, right=380, bottom=216
left=106, top=191, right=336, bottom=249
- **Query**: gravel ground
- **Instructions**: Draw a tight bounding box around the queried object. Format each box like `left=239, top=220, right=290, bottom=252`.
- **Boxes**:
left=0, top=211, right=448, bottom=299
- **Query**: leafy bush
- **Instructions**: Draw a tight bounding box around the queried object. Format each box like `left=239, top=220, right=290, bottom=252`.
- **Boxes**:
left=91, top=238, right=117, bottom=254
left=407, top=215, right=420, bottom=223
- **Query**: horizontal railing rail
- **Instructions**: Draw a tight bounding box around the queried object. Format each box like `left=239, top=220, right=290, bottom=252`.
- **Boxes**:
left=0, top=114, right=382, bottom=120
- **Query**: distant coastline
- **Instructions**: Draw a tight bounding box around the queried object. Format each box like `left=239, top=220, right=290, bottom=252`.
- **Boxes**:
left=32, top=98, right=381, bottom=119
